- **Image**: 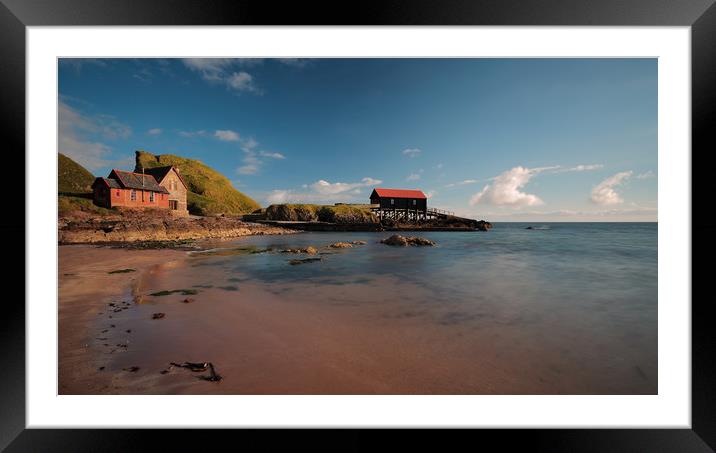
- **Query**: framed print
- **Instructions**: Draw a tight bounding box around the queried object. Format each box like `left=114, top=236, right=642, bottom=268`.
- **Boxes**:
left=4, top=0, right=714, bottom=450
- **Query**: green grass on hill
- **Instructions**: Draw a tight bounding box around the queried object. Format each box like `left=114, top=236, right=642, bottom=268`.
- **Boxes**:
left=135, top=150, right=260, bottom=216
left=58, top=195, right=114, bottom=216
left=58, top=153, right=95, bottom=194
left=265, top=204, right=377, bottom=224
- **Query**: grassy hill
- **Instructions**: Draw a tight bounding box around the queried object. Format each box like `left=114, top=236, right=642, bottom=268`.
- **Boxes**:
left=265, top=204, right=377, bottom=223
left=58, top=153, right=95, bottom=194
left=135, top=150, right=260, bottom=216
left=57, top=153, right=115, bottom=216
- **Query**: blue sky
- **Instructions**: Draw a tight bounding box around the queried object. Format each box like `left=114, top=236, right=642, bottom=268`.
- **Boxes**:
left=58, top=58, right=657, bottom=221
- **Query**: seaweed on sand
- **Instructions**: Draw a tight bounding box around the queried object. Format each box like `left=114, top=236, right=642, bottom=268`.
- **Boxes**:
left=108, top=268, right=136, bottom=274
left=150, top=289, right=199, bottom=297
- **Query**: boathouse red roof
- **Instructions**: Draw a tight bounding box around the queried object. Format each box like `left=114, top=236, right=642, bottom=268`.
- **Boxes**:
left=371, top=188, right=427, bottom=199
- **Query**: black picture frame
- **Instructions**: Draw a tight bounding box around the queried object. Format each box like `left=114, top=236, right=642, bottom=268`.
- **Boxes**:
left=2, top=0, right=713, bottom=450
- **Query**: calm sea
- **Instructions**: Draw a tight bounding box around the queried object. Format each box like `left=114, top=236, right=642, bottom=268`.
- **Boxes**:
left=186, top=222, right=658, bottom=393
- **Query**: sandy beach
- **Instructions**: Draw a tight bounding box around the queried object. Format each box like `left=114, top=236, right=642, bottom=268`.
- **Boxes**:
left=59, top=229, right=656, bottom=395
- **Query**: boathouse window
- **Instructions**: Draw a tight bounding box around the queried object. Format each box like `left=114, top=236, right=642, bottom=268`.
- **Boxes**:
left=150, top=192, right=155, bottom=202
left=412, top=199, right=416, bottom=205
left=130, top=189, right=136, bottom=201
left=116, top=190, right=120, bottom=196
left=390, top=199, right=394, bottom=205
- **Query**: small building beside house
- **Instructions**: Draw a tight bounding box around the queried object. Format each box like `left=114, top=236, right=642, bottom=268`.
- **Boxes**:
left=92, top=166, right=189, bottom=215
left=369, top=188, right=428, bottom=221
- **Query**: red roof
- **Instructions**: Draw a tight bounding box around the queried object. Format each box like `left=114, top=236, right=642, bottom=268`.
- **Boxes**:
left=371, top=188, right=427, bottom=199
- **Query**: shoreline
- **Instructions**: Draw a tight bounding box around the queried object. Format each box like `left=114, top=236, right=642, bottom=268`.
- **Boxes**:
left=59, top=245, right=189, bottom=394
left=59, top=230, right=656, bottom=395
left=58, top=214, right=298, bottom=245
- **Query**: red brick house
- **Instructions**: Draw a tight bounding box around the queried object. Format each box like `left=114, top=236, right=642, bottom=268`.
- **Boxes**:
left=92, top=166, right=188, bottom=215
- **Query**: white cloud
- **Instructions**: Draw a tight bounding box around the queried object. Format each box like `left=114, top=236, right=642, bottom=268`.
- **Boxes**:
left=309, top=177, right=382, bottom=195
left=234, top=137, right=286, bottom=174
left=182, top=59, right=261, bottom=93
left=214, top=129, right=240, bottom=142
left=436, top=163, right=443, bottom=169
left=58, top=99, right=132, bottom=170
left=237, top=164, right=259, bottom=175
left=266, top=190, right=293, bottom=204
left=265, top=177, right=381, bottom=205
left=445, top=179, right=478, bottom=188
left=226, top=71, right=261, bottom=93
left=182, top=58, right=235, bottom=81
left=406, top=173, right=421, bottom=181
left=469, top=166, right=555, bottom=207
left=276, top=58, right=312, bottom=68
left=590, top=171, right=633, bottom=205
left=241, top=137, right=259, bottom=152
left=402, top=148, right=421, bottom=158
left=259, top=151, right=285, bottom=159
left=467, top=206, right=657, bottom=222
left=636, top=170, right=655, bottom=179
left=560, top=164, right=604, bottom=172
left=178, top=130, right=206, bottom=138
left=147, top=128, right=162, bottom=135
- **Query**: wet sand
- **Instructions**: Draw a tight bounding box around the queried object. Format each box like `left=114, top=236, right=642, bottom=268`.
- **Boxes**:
left=59, top=243, right=655, bottom=395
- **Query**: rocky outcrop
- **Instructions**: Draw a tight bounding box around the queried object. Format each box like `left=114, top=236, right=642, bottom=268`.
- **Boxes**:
left=329, top=242, right=353, bottom=248
left=280, top=246, right=319, bottom=255
left=58, top=211, right=295, bottom=244
left=380, top=235, right=436, bottom=247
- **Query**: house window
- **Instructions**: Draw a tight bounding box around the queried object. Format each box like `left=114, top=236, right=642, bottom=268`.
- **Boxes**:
left=390, top=199, right=394, bottom=205
left=150, top=192, right=155, bottom=202
left=116, top=190, right=120, bottom=196
left=412, top=200, right=416, bottom=206
left=130, top=189, right=136, bottom=201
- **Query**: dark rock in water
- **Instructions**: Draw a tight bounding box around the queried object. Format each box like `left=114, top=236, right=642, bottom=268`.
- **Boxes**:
left=219, top=286, right=239, bottom=291
left=123, top=366, right=140, bottom=372
left=289, top=257, right=322, bottom=265
left=280, top=246, right=319, bottom=255
left=525, top=226, right=534, bottom=230
left=381, top=235, right=408, bottom=246
left=182, top=298, right=195, bottom=303
left=380, top=234, right=435, bottom=247
left=98, top=366, right=105, bottom=371
left=152, top=313, right=166, bottom=320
